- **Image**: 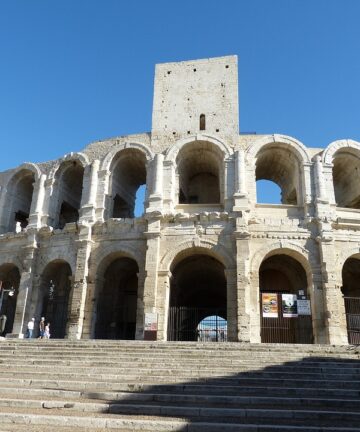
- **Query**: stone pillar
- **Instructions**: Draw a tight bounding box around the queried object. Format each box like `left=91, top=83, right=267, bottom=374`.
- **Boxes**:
left=0, top=185, right=8, bottom=233
left=224, top=268, right=238, bottom=342
left=162, top=160, right=176, bottom=212
left=156, top=270, right=171, bottom=341
left=41, top=177, right=56, bottom=227
left=66, top=224, right=93, bottom=339
left=95, top=169, right=110, bottom=222
left=318, top=237, right=348, bottom=344
left=314, top=156, right=327, bottom=203
left=302, top=162, right=313, bottom=210
left=135, top=270, right=146, bottom=340
left=233, top=150, right=248, bottom=211
left=28, top=174, right=46, bottom=229
left=147, top=154, right=164, bottom=212
left=8, top=232, right=38, bottom=338
left=140, top=218, right=161, bottom=339
left=234, top=220, right=251, bottom=342
left=223, top=157, right=233, bottom=212
left=80, top=160, right=100, bottom=222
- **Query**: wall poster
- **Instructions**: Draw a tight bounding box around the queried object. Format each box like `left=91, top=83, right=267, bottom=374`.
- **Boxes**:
left=282, top=294, right=298, bottom=317
left=262, top=293, right=278, bottom=318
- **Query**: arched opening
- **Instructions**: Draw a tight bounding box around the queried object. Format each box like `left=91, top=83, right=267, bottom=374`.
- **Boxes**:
left=259, top=254, right=313, bottom=344
left=199, top=114, right=206, bottom=131
left=168, top=253, right=226, bottom=341
left=197, top=315, right=227, bottom=342
left=0, top=263, right=20, bottom=336
left=95, top=256, right=138, bottom=339
left=342, top=255, right=360, bottom=344
left=6, top=169, right=35, bottom=232
left=38, top=260, right=72, bottom=338
left=109, top=149, right=147, bottom=218
left=55, top=161, right=84, bottom=229
left=332, top=149, right=360, bottom=208
left=177, top=141, right=222, bottom=205
left=256, top=179, right=282, bottom=204
left=255, top=145, right=301, bottom=205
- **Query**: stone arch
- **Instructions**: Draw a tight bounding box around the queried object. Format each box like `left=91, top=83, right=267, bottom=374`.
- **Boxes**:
left=38, top=252, right=76, bottom=277
left=160, top=238, right=236, bottom=272
left=247, top=135, right=310, bottom=206
left=103, top=145, right=151, bottom=219
left=2, top=165, right=41, bottom=232
left=48, top=152, right=90, bottom=180
left=246, top=134, right=311, bottom=165
left=101, top=142, right=154, bottom=172
left=251, top=241, right=313, bottom=276
left=322, top=139, right=360, bottom=165
left=89, top=242, right=143, bottom=281
left=165, top=134, right=233, bottom=162
left=323, top=140, right=360, bottom=208
left=0, top=257, right=24, bottom=273
left=48, top=154, right=88, bottom=228
left=335, top=246, right=360, bottom=276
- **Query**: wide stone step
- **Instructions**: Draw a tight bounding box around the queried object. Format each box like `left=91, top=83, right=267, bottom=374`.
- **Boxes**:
left=0, top=405, right=360, bottom=428
left=1, top=391, right=360, bottom=411
left=2, top=412, right=360, bottom=432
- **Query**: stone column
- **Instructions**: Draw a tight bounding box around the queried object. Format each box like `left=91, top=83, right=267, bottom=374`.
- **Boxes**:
left=8, top=232, right=38, bottom=338
left=140, top=218, right=161, bottom=339
left=28, top=174, right=46, bottom=229
left=66, top=224, right=93, bottom=339
left=156, top=270, right=171, bottom=341
left=0, top=185, right=8, bottom=233
left=162, top=160, right=176, bottom=212
left=234, top=222, right=251, bottom=342
left=147, top=154, right=164, bottom=212
left=41, top=177, right=56, bottom=227
left=95, top=169, right=110, bottom=221
left=318, top=237, right=348, bottom=344
left=233, top=150, right=249, bottom=211
left=80, top=160, right=100, bottom=222
left=314, top=156, right=327, bottom=203
left=224, top=268, right=238, bottom=342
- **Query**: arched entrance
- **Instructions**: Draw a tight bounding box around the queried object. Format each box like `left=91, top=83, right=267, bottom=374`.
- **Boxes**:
left=6, top=169, right=35, bottom=232
left=0, top=264, right=20, bottom=336
left=95, top=257, right=138, bottom=339
left=39, top=260, right=72, bottom=338
left=342, top=255, right=360, bottom=344
left=167, top=253, right=227, bottom=341
left=259, top=254, right=313, bottom=344
left=176, top=141, right=223, bottom=205
left=332, top=148, right=360, bottom=208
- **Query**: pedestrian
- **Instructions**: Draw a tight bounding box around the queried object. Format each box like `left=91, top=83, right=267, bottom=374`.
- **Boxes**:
left=26, top=317, right=35, bottom=338
left=44, top=322, right=50, bottom=339
left=39, top=317, right=45, bottom=338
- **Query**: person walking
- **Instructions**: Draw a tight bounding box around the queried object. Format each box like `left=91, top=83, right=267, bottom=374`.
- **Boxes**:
left=26, top=317, right=35, bottom=338
left=44, top=323, right=50, bottom=339
left=39, top=317, right=45, bottom=338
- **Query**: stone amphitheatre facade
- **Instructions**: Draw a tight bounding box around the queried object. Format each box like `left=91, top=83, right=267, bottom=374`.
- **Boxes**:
left=0, top=55, right=359, bottom=346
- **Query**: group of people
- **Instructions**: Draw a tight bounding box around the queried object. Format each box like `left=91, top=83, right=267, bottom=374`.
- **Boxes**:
left=26, top=317, right=50, bottom=339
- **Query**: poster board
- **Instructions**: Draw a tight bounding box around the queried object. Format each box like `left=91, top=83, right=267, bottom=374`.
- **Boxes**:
left=262, top=293, right=278, bottom=318
left=282, top=294, right=298, bottom=317
left=297, top=299, right=311, bottom=316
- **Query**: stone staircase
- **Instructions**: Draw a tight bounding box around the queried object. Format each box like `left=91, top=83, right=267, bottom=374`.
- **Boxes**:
left=0, top=340, right=359, bottom=431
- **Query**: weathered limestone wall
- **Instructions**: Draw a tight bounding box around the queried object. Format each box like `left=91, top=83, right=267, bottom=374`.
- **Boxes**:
left=0, top=56, right=359, bottom=345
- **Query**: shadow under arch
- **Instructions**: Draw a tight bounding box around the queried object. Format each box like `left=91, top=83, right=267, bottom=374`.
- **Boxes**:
left=341, top=253, right=360, bottom=344
left=93, top=251, right=140, bottom=340
left=0, top=263, right=20, bottom=336
left=167, top=248, right=227, bottom=342
left=37, top=259, right=72, bottom=339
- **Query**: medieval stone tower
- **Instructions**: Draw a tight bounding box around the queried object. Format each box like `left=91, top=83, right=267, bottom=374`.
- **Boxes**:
left=0, top=55, right=359, bottom=345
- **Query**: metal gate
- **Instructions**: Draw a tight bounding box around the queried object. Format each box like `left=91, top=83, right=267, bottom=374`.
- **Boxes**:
left=168, top=307, right=227, bottom=342
left=344, top=297, right=360, bottom=345
left=261, top=293, right=313, bottom=344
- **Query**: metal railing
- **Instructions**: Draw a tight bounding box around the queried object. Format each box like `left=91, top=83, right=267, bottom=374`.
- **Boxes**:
left=168, top=307, right=227, bottom=342
left=344, top=296, right=360, bottom=345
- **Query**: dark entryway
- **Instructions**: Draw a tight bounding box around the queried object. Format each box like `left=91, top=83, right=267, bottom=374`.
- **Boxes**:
left=0, top=264, right=20, bottom=336
left=167, top=253, right=226, bottom=342
left=39, top=260, right=72, bottom=338
left=260, top=254, right=313, bottom=344
left=95, top=257, right=138, bottom=340
left=342, top=256, right=360, bottom=344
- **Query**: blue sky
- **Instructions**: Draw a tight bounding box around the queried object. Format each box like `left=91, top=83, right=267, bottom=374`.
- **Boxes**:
left=1, top=0, right=359, bottom=204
